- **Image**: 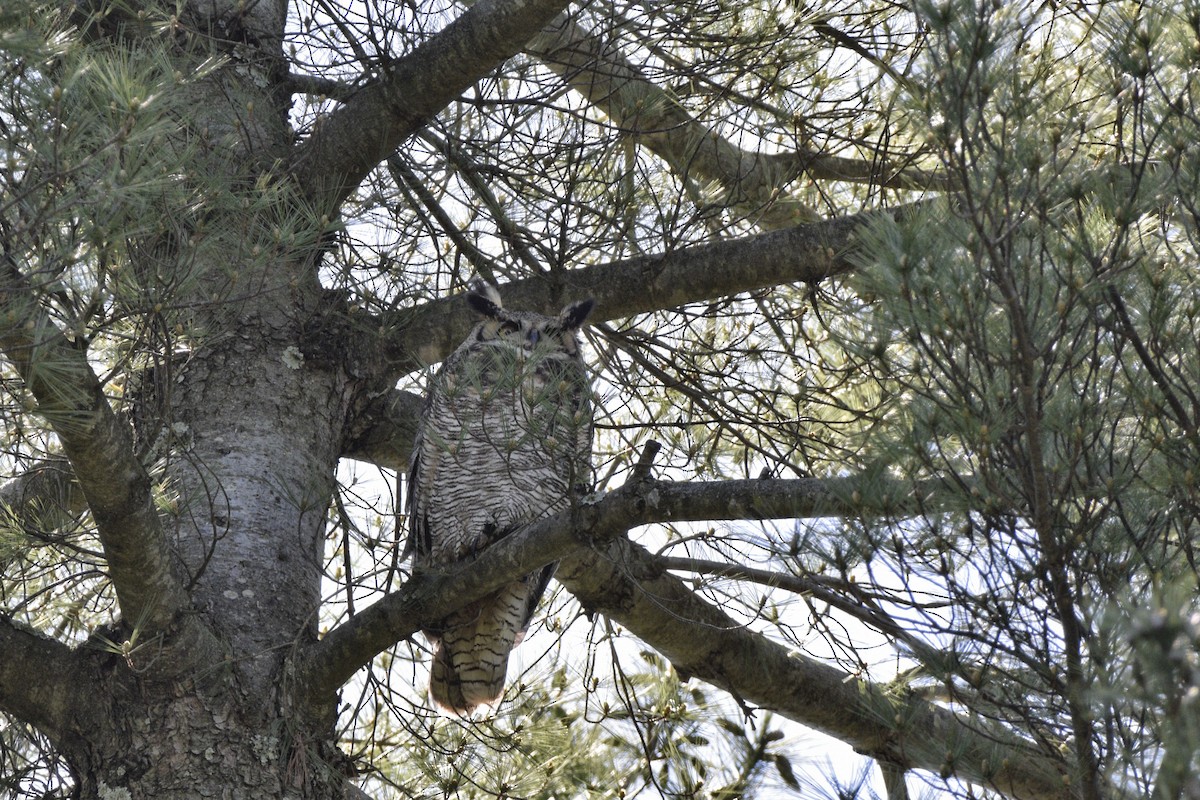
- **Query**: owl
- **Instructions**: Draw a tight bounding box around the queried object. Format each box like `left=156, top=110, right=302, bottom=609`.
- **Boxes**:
left=408, top=278, right=595, bottom=714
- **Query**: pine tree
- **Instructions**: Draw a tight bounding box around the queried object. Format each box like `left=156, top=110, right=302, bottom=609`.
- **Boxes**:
left=1, top=0, right=1197, bottom=797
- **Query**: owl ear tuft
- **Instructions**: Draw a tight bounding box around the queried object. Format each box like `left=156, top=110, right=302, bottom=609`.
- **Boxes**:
left=466, top=279, right=504, bottom=318
left=559, top=298, right=595, bottom=331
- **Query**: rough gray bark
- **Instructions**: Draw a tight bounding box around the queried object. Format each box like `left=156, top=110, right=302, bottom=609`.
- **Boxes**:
left=0, top=618, right=95, bottom=758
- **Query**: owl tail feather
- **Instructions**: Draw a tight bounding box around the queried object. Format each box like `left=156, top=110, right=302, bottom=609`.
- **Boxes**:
left=429, top=645, right=499, bottom=715
left=428, top=582, right=530, bottom=715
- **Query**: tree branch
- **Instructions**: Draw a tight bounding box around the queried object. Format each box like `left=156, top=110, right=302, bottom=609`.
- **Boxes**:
left=524, top=13, right=947, bottom=224
left=297, top=475, right=653, bottom=701
left=373, top=202, right=919, bottom=381
left=282, top=71, right=356, bottom=103
left=341, top=388, right=424, bottom=470
left=0, top=265, right=226, bottom=681
left=0, top=614, right=99, bottom=756
left=297, top=471, right=1069, bottom=798
left=290, top=0, right=574, bottom=209
left=655, top=555, right=955, bottom=673
left=299, top=476, right=871, bottom=697
left=523, top=12, right=816, bottom=224
left=345, top=203, right=925, bottom=468
left=557, top=537, right=1070, bottom=800
left=878, top=759, right=911, bottom=800
left=0, top=260, right=189, bottom=634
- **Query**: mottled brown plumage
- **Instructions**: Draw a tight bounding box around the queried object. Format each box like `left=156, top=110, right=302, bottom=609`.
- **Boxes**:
left=408, top=278, right=594, bottom=714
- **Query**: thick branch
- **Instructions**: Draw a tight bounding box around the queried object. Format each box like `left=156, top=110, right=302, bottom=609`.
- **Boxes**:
left=559, top=538, right=1067, bottom=800
left=283, top=71, right=356, bottom=102
left=0, top=263, right=189, bottom=634
left=290, top=0, right=574, bottom=208
left=346, top=204, right=924, bottom=467
left=341, top=388, right=424, bottom=470
left=0, top=269, right=227, bottom=686
left=299, top=476, right=876, bottom=697
left=526, top=14, right=946, bottom=224
left=377, top=202, right=916, bottom=380
left=297, top=473, right=1067, bottom=798
left=525, top=13, right=815, bottom=224
left=297, top=477, right=652, bottom=700
left=0, top=614, right=98, bottom=754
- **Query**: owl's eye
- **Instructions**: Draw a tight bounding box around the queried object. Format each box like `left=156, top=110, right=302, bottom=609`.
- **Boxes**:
left=498, top=320, right=520, bottom=336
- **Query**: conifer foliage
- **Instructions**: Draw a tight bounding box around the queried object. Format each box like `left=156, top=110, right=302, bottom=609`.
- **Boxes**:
left=1, top=0, right=1197, bottom=797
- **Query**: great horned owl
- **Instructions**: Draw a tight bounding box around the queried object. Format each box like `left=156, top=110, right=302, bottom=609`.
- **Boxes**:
left=408, top=278, right=595, bottom=714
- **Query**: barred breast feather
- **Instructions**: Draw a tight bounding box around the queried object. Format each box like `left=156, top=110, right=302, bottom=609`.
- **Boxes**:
left=408, top=279, right=593, bottom=714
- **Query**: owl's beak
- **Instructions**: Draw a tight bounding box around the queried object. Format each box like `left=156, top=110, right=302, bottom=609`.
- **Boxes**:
left=526, top=330, right=540, bottom=349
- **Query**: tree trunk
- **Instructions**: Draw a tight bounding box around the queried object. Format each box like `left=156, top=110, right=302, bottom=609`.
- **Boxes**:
left=72, top=682, right=346, bottom=799
left=56, top=3, right=358, bottom=795
left=166, top=331, right=345, bottom=697
left=58, top=272, right=357, bottom=797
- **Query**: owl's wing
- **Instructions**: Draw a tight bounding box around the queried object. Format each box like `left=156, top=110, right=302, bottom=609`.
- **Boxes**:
left=404, top=430, right=428, bottom=561
left=405, top=374, right=443, bottom=564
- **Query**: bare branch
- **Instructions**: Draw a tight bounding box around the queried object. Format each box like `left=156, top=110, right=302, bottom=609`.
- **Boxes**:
left=290, top=0, right=575, bottom=208
left=656, top=556, right=954, bottom=672
left=0, top=614, right=98, bottom=756
left=376, top=201, right=922, bottom=378
left=297, top=476, right=647, bottom=700
left=282, top=71, right=356, bottom=102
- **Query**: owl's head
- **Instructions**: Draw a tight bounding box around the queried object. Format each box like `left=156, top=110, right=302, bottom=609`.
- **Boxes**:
left=466, top=279, right=594, bottom=356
